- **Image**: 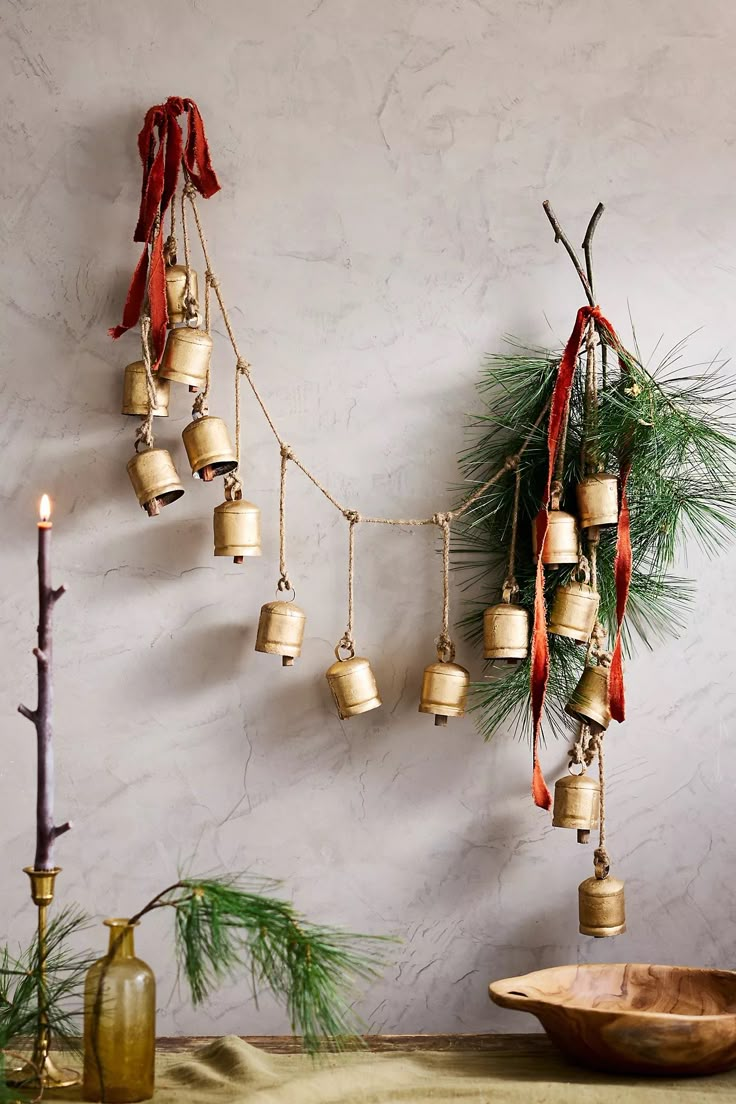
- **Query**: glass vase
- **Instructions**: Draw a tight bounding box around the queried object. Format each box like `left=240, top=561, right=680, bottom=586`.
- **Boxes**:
left=82, top=919, right=155, bottom=1103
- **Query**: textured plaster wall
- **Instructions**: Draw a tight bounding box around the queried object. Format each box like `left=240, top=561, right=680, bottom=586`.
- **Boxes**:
left=2, top=0, right=736, bottom=1036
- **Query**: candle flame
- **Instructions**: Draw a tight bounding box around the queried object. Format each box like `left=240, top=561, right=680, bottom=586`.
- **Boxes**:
left=39, top=495, right=51, bottom=523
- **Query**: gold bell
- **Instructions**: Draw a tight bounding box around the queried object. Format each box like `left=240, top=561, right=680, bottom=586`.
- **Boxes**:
left=418, top=659, right=470, bottom=726
left=548, top=582, right=599, bottom=643
left=214, top=499, right=261, bottom=562
left=126, top=448, right=184, bottom=516
left=483, top=602, right=529, bottom=661
left=165, top=264, right=199, bottom=325
left=552, top=771, right=600, bottom=844
left=255, top=601, right=307, bottom=666
left=577, top=473, right=619, bottom=528
left=578, top=875, right=626, bottom=937
left=565, top=664, right=611, bottom=734
left=325, top=648, right=381, bottom=719
left=159, top=327, right=212, bottom=391
left=532, top=510, right=579, bottom=566
left=182, top=416, right=238, bottom=482
left=121, top=361, right=170, bottom=417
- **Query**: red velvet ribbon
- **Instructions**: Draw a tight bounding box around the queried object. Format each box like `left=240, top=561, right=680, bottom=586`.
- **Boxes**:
left=530, top=305, right=632, bottom=808
left=109, top=97, right=220, bottom=366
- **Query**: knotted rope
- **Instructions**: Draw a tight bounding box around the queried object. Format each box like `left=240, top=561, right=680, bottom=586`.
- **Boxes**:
left=278, top=443, right=294, bottom=593
left=433, top=512, right=455, bottom=662
left=501, top=466, right=522, bottom=601
left=337, top=510, right=361, bottom=657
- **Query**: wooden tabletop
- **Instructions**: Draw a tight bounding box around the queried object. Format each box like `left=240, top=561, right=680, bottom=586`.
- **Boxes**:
left=157, top=1033, right=551, bottom=1055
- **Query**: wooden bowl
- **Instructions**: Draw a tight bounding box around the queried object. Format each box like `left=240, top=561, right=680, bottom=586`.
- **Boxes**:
left=489, top=963, right=736, bottom=1076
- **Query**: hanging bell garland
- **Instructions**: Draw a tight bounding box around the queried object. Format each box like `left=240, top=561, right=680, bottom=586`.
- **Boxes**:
left=159, top=327, right=212, bottom=391
left=565, top=663, right=611, bottom=734
left=576, top=473, right=619, bottom=528
left=418, top=643, right=470, bottom=727
left=213, top=497, right=261, bottom=561
left=121, top=361, right=170, bottom=417
left=325, top=644, right=381, bottom=719
left=578, top=874, right=626, bottom=938
left=552, top=770, right=600, bottom=843
left=165, top=264, right=199, bottom=325
left=255, top=599, right=307, bottom=667
left=548, top=580, right=599, bottom=643
left=532, top=509, right=579, bottom=566
left=126, top=448, right=184, bottom=517
left=182, top=415, right=238, bottom=482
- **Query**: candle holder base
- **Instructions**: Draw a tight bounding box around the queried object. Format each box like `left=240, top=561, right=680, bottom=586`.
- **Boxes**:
left=5, top=1053, right=81, bottom=1090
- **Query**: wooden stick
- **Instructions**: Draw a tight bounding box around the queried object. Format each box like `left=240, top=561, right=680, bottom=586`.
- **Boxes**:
left=542, top=201, right=595, bottom=307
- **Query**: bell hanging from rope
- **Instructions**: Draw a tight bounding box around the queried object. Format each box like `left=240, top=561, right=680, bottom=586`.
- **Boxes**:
left=213, top=498, right=261, bottom=562
left=548, top=581, right=599, bottom=643
left=483, top=601, right=529, bottom=662
left=552, top=771, right=600, bottom=844
left=418, top=650, right=470, bottom=726
left=576, top=473, right=619, bottom=528
left=256, top=600, right=307, bottom=666
left=121, top=361, right=170, bottom=417
left=532, top=510, right=579, bottom=566
left=182, top=415, right=238, bottom=482
left=565, top=664, right=611, bottom=734
left=165, top=264, right=199, bottom=325
left=126, top=448, right=184, bottom=517
left=325, top=646, right=381, bottom=719
left=159, top=327, right=212, bottom=392
left=578, top=874, right=626, bottom=937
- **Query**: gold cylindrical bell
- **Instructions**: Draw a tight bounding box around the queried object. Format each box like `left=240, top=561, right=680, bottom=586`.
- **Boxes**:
left=577, top=473, right=619, bottom=528
left=126, top=448, right=185, bottom=516
left=182, top=416, right=238, bottom=482
left=418, top=660, right=470, bottom=726
left=548, top=582, right=600, bottom=643
left=532, top=510, right=579, bottom=566
left=578, top=875, right=626, bottom=937
left=121, top=361, right=170, bottom=417
left=552, top=772, right=600, bottom=842
left=159, top=327, right=212, bottom=390
left=214, top=499, right=261, bottom=562
left=565, top=664, right=611, bottom=734
left=483, top=603, right=529, bottom=661
left=255, top=601, right=307, bottom=667
left=165, top=264, right=199, bottom=325
left=325, top=650, right=381, bottom=719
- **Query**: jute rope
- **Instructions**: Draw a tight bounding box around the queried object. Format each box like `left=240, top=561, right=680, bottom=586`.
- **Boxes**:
left=134, top=313, right=158, bottom=453
left=502, top=466, right=521, bottom=601
left=278, top=443, right=293, bottom=593
left=594, top=733, right=610, bottom=878
left=337, top=511, right=360, bottom=657
left=433, top=512, right=455, bottom=662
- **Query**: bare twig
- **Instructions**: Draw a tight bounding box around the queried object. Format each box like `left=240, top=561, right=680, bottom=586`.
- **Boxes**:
left=581, top=202, right=605, bottom=300
left=542, top=200, right=594, bottom=306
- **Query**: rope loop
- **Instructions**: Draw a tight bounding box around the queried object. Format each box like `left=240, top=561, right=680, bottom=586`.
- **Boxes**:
left=164, top=233, right=177, bottom=265
left=436, top=634, right=456, bottom=664
left=223, top=472, right=243, bottom=501
left=501, top=578, right=519, bottom=603
left=192, top=392, right=209, bottom=418
left=593, top=846, right=610, bottom=880
left=335, top=636, right=355, bottom=661
left=277, top=575, right=294, bottom=596
left=574, top=555, right=591, bottom=584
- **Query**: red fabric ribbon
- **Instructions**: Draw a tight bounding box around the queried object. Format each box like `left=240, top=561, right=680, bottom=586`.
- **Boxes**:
left=530, top=305, right=632, bottom=808
left=109, top=97, right=220, bottom=366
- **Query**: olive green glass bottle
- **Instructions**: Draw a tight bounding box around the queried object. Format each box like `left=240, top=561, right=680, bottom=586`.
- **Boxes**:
left=82, top=919, right=155, bottom=1103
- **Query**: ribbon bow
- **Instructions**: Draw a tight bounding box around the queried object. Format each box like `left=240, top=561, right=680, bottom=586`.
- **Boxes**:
left=109, top=97, right=220, bottom=367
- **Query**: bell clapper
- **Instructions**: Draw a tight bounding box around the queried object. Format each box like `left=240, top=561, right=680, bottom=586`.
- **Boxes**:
left=233, top=555, right=244, bottom=564
left=434, top=714, right=448, bottom=727
left=143, top=498, right=161, bottom=517
left=282, top=656, right=294, bottom=667
left=577, top=829, right=590, bottom=845
left=189, top=385, right=198, bottom=393
left=199, top=464, right=216, bottom=482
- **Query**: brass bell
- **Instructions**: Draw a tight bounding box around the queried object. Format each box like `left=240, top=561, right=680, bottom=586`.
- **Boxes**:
left=255, top=601, right=307, bottom=667
left=165, top=264, right=199, bottom=325
left=121, top=361, right=170, bottom=417
left=182, top=416, right=238, bottom=482
left=552, top=771, right=600, bottom=844
left=565, top=664, right=611, bottom=734
left=577, top=473, right=619, bottom=528
left=483, top=602, right=529, bottom=661
left=325, top=649, right=381, bottom=719
left=159, top=328, right=212, bottom=391
left=548, top=582, right=599, bottom=643
left=418, top=659, right=470, bottom=726
left=532, top=510, right=579, bottom=566
left=213, top=499, right=261, bottom=562
left=578, top=875, right=626, bottom=937
left=126, top=448, right=184, bottom=517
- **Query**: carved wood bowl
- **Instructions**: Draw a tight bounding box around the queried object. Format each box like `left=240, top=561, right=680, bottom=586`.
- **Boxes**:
left=489, top=964, right=736, bottom=1076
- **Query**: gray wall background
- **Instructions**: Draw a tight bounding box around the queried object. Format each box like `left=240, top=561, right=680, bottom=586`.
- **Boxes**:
left=2, top=0, right=736, bottom=1035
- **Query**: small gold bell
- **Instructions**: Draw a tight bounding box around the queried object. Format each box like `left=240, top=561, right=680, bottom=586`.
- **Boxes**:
left=483, top=602, right=529, bottom=661
left=182, top=416, right=238, bottom=482
left=565, top=664, right=611, bottom=734
left=576, top=473, right=619, bottom=528
left=121, top=361, right=170, bottom=417
left=159, top=328, right=212, bottom=391
left=578, top=875, right=626, bottom=937
left=126, top=448, right=184, bottom=517
left=325, top=648, right=381, bottom=719
left=255, top=601, right=307, bottom=667
left=418, top=659, right=470, bottom=726
left=552, top=771, right=600, bottom=844
left=548, top=582, right=599, bottom=643
left=165, top=264, right=199, bottom=325
left=213, top=499, right=261, bottom=562
left=532, top=510, right=579, bottom=566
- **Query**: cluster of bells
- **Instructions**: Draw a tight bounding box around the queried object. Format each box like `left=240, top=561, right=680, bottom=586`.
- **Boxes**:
left=122, top=265, right=261, bottom=559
